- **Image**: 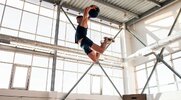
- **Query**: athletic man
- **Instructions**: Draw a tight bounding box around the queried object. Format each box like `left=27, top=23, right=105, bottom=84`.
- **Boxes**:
left=75, top=5, right=113, bottom=62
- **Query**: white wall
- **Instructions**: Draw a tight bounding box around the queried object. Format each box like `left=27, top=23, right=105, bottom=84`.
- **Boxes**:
left=121, top=24, right=136, bottom=94
left=128, top=1, right=181, bottom=66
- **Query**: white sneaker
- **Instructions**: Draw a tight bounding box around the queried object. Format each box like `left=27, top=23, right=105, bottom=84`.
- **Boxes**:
left=104, top=37, right=115, bottom=44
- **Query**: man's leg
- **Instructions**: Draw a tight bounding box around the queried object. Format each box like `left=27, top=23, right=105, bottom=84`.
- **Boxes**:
left=81, top=44, right=98, bottom=62
left=91, top=37, right=111, bottom=54
left=87, top=51, right=98, bottom=62
left=81, top=37, right=112, bottom=62
left=94, top=41, right=108, bottom=60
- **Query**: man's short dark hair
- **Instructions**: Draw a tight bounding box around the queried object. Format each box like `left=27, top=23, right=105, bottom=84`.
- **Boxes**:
left=76, top=15, right=83, bottom=19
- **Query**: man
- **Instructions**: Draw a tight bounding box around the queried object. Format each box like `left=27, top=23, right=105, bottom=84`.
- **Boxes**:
left=75, top=5, right=113, bottom=62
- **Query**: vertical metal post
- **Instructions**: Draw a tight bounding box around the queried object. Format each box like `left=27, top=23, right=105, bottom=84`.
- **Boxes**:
left=97, top=62, right=123, bottom=99
left=141, top=8, right=181, bottom=93
left=0, top=0, right=7, bottom=29
left=51, top=3, right=61, bottom=91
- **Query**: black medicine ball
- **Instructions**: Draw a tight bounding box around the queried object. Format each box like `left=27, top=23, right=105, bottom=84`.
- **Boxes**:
left=89, top=5, right=100, bottom=18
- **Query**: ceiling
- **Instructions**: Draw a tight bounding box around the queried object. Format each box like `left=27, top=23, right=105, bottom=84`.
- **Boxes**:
left=43, top=0, right=177, bottom=26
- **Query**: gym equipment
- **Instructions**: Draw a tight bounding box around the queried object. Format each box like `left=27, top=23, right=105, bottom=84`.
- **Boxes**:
left=123, top=94, right=147, bottom=100
left=89, top=5, right=100, bottom=18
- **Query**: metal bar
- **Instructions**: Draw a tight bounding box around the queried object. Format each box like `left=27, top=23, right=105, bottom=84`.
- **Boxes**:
left=105, top=28, right=123, bottom=50
left=141, top=8, right=181, bottom=93
left=167, top=8, right=181, bottom=36
left=153, top=53, right=181, bottom=79
left=141, top=61, right=158, bottom=94
left=51, top=4, right=61, bottom=91
left=0, top=0, right=7, bottom=28
left=126, top=27, right=147, bottom=47
left=97, top=62, right=123, bottom=99
left=62, top=63, right=94, bottom=100
left=61, top=6, right=76, bottom=30
left=141, top=35, right=181, bottom=93
left=62, top=29, right=122, bottom=100
left=147, top=0, right=161, bottom=7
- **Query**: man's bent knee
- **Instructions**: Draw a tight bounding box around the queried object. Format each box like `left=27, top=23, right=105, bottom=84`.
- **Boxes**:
left=88, top=51, right=98, bottom=62
left=99, top=48, right=105, bottom=54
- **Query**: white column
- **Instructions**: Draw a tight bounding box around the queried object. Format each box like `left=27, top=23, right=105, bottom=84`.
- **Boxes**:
left=121, top=23, right=136, bottom=94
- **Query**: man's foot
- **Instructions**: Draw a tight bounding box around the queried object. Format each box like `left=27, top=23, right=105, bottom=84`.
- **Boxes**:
left=103, top=37, right=115, bottom=44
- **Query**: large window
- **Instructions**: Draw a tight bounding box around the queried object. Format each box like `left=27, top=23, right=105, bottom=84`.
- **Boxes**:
left=20, top=12, right=38, bottom=34
left=29, top=67, right=49, bottom=91
left=0, top=63, right=12, bottom=89
left=12, top=66, right=29, bottom=89
left=2, top=7, right=22, bottom=30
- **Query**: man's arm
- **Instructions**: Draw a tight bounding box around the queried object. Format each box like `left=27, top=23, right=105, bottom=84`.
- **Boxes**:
left=80, top=6, right=96, bottom=28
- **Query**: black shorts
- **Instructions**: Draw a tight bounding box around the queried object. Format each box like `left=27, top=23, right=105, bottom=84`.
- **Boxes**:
left=80, top=37, right=93, bottom=55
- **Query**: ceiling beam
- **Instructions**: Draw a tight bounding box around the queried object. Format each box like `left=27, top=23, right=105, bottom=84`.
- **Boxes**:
left=43, top=0, right=139, bottom=18
left=92, top=0, right=139, bottom=18
left=126, top=0, right=178, bottom=26
left=147, top=0, right=161, bottom=7
left=41, top=0, right=59, bottom=4
left=42, top=0, right=122, bottom=25
left=62, top=3, right=122, bottom=25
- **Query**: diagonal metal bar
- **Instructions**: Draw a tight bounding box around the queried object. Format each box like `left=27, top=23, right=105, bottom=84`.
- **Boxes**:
left=167, top=8, right=181, bottom=36
left=141, top=7, right=181, bottom=94
left=61, top=6, right=76, bottom=30
left=97, top=62, right=123, bottom=99
left=62, top=63, right=94, bottom=100
left=105, top=28, right=123, bottom=50
left=126, top=27, right=147, bottom=47
left=141, top=59, right=159, bottom=94
left=152, top=53, right=181, bottom=79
